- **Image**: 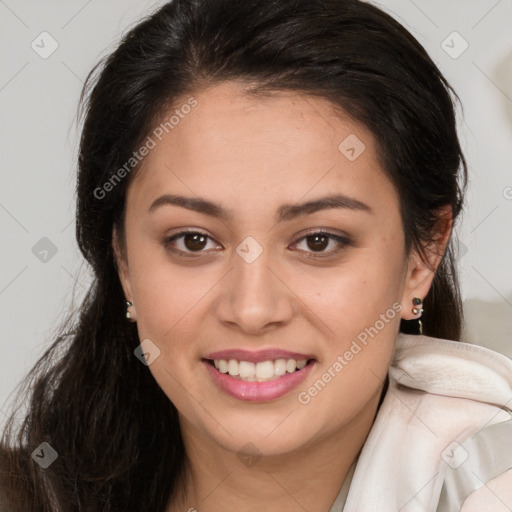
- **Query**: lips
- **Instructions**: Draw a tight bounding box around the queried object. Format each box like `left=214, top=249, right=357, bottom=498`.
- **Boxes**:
left=203, top=349, right=316, bottom=402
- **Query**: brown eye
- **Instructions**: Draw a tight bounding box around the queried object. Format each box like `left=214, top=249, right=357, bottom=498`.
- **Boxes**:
left=183, top=233, right=208, bottom=251
left=163, top=231, right=221, bottom=256
left=293, top=231, right=351, bottom=256
left=305, top=234, right=329, bottom=252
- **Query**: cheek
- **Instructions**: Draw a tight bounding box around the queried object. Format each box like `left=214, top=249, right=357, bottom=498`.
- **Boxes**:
left=293, top=247, right=405, bottom=342
left=132, top=261, right=217, bottom=343
left=124, top=227, right=214, bottom=337
left=295, top=276, right=400, bottom=430
left=128, top=259, right=213, bottom=415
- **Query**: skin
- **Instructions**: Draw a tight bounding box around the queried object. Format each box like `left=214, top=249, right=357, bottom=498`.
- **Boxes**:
left=114, top=81, right=452, bottom=512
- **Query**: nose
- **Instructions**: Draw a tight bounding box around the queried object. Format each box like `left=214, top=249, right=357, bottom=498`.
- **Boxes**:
left=215, top=247, right=295, bottom=336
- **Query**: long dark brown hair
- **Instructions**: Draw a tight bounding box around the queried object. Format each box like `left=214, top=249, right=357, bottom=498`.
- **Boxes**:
left=0, top=0, right=467, bottom=510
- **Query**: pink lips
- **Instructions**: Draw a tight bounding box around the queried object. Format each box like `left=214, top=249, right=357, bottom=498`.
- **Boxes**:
left=203, top=349, right=316, bottom=403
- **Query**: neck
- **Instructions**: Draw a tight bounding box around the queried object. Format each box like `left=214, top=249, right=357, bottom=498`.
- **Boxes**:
left=167, top=387, right=383, bottom=512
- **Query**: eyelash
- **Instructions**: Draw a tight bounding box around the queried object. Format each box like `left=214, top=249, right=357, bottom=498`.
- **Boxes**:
left=162, top=229, right=351, bottom=259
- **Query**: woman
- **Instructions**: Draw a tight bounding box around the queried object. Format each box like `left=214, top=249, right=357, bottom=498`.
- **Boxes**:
left=1, top=0, right=511, bottom=510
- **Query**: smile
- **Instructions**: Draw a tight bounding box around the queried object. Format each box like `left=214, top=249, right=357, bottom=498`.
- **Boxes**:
left=203, top=350, right=316, bottom=402
left=211, top=358, right=309, bottom=382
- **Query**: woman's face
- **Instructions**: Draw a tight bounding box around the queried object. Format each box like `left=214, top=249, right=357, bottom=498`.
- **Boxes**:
left=116, top=81, right=432, bottom=457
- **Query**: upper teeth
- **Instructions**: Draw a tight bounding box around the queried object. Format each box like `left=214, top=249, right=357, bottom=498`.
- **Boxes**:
left=213, top=358, right=308, bottom=382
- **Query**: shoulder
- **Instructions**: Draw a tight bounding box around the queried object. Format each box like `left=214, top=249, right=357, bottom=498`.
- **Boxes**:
left=393, top=334, right=512, bottom=511
left=343, top=333, right=512, bottom=512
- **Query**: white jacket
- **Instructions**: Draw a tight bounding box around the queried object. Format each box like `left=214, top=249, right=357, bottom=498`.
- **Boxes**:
left=329, top=333, right=512, bottom=512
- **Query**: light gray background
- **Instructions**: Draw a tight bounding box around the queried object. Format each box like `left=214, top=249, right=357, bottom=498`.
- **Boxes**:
left=1, top=0, right=512, bottom=427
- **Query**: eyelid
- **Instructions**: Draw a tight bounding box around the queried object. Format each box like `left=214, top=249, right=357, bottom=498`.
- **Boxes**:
left=294, top=227, right=351, bottom=241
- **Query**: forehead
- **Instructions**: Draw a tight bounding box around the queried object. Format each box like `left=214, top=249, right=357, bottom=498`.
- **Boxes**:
left=127, top=82, right=398, bottom=219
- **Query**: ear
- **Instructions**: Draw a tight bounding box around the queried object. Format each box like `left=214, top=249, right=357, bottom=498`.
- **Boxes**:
left=400, top=205, right=453, bottom=320
left=112, top=226, right=134, bottom=304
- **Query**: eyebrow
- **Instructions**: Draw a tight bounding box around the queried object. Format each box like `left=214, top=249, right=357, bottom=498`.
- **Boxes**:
left=148, top=193, right=373, bottom=221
